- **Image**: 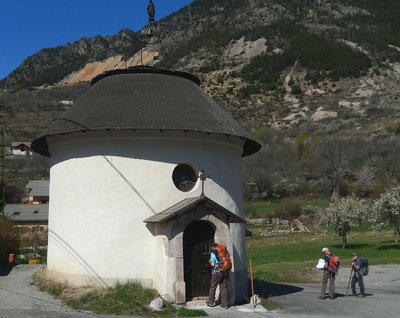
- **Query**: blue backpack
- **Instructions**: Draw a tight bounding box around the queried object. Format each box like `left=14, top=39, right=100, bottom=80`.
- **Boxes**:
left=359, top=257, right=369, bottom=276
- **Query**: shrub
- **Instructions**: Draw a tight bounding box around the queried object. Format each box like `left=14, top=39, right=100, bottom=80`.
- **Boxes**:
left=0, top=216, right=19, bottom=264
left=275, top=202, right=302, bottom=220
left=244, top=205, right=258, bottom=218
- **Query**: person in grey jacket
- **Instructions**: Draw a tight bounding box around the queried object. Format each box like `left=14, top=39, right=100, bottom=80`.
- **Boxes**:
left=350, top=252, right=366, bottom=297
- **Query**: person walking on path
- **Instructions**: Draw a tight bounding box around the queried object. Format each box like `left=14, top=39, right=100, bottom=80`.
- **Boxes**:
left=349, top=252, right=366, bottom=297
left=206, top=243, right=229, bottom=309
left=319, top=247, right=336, bottom=300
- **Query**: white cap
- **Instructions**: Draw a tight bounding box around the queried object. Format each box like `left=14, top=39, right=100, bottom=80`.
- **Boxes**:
left=322, top=247, right=330, bottom=253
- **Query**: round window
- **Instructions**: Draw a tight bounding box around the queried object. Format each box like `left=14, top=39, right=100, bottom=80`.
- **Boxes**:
left=172, top=163, right=198, bottom=192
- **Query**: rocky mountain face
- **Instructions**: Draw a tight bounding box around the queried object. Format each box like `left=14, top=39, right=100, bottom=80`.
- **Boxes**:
left=1, top=0, right=400, bottom=152
left=1, top=29, right=141, bottom=89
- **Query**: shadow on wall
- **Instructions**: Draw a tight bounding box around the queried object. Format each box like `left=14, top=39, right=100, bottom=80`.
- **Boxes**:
left=48, top=230, right=108, bottom=287
left=250, top=279, right=304, bottom=298
left=103, top=156, right=156, bottom=215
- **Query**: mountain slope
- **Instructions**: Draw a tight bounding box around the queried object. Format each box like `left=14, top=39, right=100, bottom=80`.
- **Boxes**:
left=1, top=0, right=400, bottom=138
left=1, top=0, right=400, bottom=197
left=1, top=29, right=142, bottom=89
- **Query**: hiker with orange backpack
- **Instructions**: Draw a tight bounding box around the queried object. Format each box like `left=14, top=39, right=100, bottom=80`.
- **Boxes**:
left=319, top=247, right=340, bottom=300
left=206, top=243, right=231, bottom=309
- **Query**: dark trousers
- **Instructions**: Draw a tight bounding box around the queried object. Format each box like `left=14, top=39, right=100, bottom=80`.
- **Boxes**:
left=207, top=271, right=229, bottom=307
left=351, top=270, right=365, bottom=295
left=320, top=270, right=335, bottom=298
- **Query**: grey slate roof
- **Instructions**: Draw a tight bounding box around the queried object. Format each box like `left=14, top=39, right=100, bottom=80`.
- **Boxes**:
left=4, top=204, right=48, bottom=223
left=31, top=67, right=261, bottom=157
left=143, top=195, right=245, bottom=224
left=25, top=180, right=49, bottom=197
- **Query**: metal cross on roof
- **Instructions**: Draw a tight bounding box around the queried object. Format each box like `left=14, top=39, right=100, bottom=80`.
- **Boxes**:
left=199, top=170, right=209, bottom=196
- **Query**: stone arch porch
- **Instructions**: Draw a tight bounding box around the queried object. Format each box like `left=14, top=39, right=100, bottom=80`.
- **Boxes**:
left=144, top=195, right=245, bottom=304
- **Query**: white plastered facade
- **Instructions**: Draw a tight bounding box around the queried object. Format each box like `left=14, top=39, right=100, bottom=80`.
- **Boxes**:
left=45, top=131, right=248, bottom=303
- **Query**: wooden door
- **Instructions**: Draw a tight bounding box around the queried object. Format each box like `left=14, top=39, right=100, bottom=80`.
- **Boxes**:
left=183, top=220, right=214, bottom=299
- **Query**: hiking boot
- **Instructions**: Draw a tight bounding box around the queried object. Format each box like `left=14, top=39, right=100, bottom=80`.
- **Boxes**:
left=318, top=296, right=325, bottom=300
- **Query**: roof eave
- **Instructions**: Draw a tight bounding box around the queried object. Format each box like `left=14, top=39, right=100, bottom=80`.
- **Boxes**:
left=31, top=129, right=261, bottom=158
left=143, top=195, right=246, bottom=224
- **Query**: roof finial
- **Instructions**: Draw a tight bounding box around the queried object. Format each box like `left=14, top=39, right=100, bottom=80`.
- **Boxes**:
left=147, top=0, right=155, bottom=24
left=139, top=0, right=173, bottom=69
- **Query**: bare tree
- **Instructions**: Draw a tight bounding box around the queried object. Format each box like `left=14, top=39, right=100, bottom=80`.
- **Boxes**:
left=315, top=137, right=353, bottom=195
left=367, top=137, right=400, bottom=186
left=242, top=129, right=296, bottom=200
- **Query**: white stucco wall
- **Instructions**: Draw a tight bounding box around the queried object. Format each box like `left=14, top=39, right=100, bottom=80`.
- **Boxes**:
left=46, top=131, right=247, bottom=299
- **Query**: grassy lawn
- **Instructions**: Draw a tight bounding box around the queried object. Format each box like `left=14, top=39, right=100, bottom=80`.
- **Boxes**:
left=244, top=198, right=329, bottom=218
left=246, top=229, right=400, bottom=284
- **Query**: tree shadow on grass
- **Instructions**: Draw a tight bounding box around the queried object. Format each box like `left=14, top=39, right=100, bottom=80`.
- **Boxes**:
left=380, top=239, right=395, bottom=243
left=331, top=243, right=370, bottom=250
left=249, top=279, right=303, bottom=298
left=377, top=244, right=400, bottom=250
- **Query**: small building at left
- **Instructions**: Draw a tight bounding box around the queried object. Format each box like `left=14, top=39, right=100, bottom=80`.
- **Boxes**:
left=4, top=180, right=49, bottom=228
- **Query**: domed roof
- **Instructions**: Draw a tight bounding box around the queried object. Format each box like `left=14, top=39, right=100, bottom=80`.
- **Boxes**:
left=31, top=67, right=261, bottom=157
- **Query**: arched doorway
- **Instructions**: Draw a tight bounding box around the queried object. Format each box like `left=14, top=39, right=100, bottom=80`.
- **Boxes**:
left=183, top=220, right=214, bottom=300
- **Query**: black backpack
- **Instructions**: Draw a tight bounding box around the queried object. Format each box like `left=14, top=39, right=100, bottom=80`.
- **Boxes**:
left=359, top=256, right=369, bottom=276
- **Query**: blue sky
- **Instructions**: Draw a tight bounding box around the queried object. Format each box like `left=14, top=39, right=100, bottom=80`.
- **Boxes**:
left=0, top=0, right=194, bottom=80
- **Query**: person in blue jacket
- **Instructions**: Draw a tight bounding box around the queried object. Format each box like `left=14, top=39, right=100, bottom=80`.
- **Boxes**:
left=206, top=243, right=229, bottom=309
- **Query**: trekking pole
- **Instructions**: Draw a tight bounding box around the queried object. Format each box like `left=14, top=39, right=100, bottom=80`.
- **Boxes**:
left=346, top=267, right=353, bottom=296
left=250, top=258, right=255, bottom=308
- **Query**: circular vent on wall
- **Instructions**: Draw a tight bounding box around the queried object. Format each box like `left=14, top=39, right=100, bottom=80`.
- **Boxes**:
left=172, top=163, right=198, bottom=192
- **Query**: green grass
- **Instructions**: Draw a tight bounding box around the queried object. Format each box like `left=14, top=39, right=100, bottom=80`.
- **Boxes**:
left=32, top=270, right=207, bottom=317
left=66, top=281, right=158, bottom=316
left=177, top=308, right=208, bottom=317
left=245, top=202, right=283, bottom=215
left=246, top=230, right=400, bottom=284
left=244, top=199, right=329, bottom=218
left=260, top=297, right=282, bottom=310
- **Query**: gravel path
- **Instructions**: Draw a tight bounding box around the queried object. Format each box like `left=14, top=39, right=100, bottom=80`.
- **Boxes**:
left=1, top=264, right=399, bottom=318
left=0, top=265, right=96, bottom=318
left=189, top=265, right=400, bottom=318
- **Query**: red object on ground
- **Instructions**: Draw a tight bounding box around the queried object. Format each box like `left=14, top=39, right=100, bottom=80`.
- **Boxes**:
left=8, top=254, right=15, bottom=264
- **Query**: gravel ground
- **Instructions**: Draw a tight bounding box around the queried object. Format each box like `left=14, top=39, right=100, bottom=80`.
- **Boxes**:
left=1, top=264, right=399, bottom=318
left=188, top=265, right=400, bottom=318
